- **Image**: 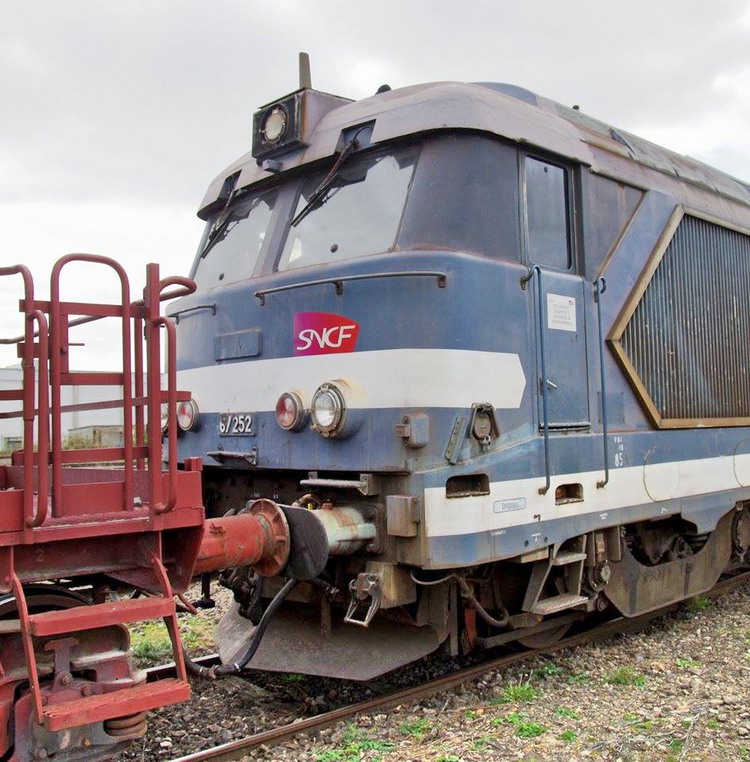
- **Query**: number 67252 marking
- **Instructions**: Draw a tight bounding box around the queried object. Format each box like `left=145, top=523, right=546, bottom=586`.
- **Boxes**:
left=218, top=413, right=255, bottom=436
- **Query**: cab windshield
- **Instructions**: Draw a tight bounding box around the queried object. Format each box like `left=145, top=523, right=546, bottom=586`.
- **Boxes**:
left=192, top=191, right=276, bottom=289
left=277, top=146, right=419, bottom=271
left=190, top=133, right=523, bottom=289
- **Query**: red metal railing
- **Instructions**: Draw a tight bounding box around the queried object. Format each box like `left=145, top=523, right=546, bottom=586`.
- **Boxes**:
left=0, top=265, right=49, bottom=526
left=50, top=255, right=135, bottom=515
left=0, top=255, right=196, bottom=524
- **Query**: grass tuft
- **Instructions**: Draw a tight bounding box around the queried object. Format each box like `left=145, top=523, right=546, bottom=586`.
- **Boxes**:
left=493, top=711, right=548, bottom=738
left=566, top=671, right=591, bottom=684
left=315, top=724, right=394, bottom=761
left=399, top=718, right=432, bottom=738
left=604, top=665, right=646, bottom=687
left=130, top=615, right=214, bottom=663
left=686, top=595, right=711, bottom=612
left=471, top=735, right=494, bottom=751
left=533, top=662, right=564, bottom=679
left=490, top=681, right=540, bottom=704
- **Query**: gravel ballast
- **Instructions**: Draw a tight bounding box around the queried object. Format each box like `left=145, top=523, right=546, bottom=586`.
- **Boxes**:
left=128, top=581, right=750, bottom=761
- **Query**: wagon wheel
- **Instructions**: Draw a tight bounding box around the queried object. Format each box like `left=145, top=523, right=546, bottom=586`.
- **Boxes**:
left=0, top=583, right=90, bottom=619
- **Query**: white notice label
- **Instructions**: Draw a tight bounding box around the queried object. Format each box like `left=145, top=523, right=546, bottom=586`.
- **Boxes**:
left=547, top=293, right=577, bottom=332
left=493, top=497, right=526, bottom=513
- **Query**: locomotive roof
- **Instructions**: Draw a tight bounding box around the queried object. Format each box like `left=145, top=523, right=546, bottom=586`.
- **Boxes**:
left=198, top=81, right=750, bottom=217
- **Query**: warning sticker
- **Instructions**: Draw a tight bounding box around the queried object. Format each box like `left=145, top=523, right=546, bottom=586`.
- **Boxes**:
left=547, top=293, right=577, bottom=332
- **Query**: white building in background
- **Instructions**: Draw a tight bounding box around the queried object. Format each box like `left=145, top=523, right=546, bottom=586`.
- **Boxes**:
left=0, top=365, right=133, bottom=451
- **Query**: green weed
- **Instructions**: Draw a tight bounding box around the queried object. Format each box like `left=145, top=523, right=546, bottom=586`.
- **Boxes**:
left=471, top=735, right=494, bottom=751
left=669, top=739, right=685, bottom=753
left=399, top=718, right=432, bottom=738
left=555, top=707, right=580, bottom=720
left=516, top=721, right=547, bottom=738
left=130, top=614, right=214, bottom=663
left=493, top=711, right=547, bottom=738
left=533, top=662, right=564, bottom=679
left=281, top=673, right=305, bottom=683
left=686, top=595, right=711, bottom=612
left=315, top=725, right=394, bottom=762
left=560, top=730, right=578, bottom=742
left=604, top=666, right=646, bottom=687
left=567, top=672, right=591, bottom=684
left=491, top=681, right=540, bottom=704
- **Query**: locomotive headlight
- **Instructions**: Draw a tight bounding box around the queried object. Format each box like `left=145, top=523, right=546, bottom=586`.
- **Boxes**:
left=310, top=379, right=365, bottom=439
left=311, top=383, right=344, bottom=436
left=177, top=399, right=200, bottom=431
left=275, top=390, right=307, bottom=431
left=261, top=106, right=288, bottom=143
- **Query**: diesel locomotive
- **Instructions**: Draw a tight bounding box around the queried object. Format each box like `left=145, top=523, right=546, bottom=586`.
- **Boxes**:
left=169, top=78, right=750, bottom=679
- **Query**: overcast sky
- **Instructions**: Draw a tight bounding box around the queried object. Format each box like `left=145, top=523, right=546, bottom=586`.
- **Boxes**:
left=1, top=0, right=749, bottom=367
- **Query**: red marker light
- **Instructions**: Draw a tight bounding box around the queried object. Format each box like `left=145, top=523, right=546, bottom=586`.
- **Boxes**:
left=177, top=399, right=199, bottom=431
left=275, top=392, right=305, bottom=431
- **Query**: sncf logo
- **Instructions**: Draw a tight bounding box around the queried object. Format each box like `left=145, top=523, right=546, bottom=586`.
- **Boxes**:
left=293, top=312, right=360, bottom=356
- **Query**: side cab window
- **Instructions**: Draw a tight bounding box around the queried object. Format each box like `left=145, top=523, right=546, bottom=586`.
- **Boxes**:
left=523, top=156, right=573, bottom=270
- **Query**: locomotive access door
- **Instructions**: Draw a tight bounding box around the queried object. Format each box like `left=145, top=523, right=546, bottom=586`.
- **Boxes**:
left=523, top=154, right=590, bottom=430
left=535, top=271, right=590, bottom=429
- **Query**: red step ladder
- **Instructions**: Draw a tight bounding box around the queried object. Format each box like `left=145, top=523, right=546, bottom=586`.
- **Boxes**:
left=12, top=556, right=191, bottom=731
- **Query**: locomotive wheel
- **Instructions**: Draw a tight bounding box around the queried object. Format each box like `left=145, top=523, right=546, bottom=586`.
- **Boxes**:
left=516, top=622, right=571, bottom=649
left=606, top=512, right=733, bottom=616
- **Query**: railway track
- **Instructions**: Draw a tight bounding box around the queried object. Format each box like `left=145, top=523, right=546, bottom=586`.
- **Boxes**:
left=165, top=570, right=750, bottom=762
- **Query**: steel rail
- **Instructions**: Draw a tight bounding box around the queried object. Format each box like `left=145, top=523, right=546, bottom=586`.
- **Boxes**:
left=168, top=570, right=750, bottom=762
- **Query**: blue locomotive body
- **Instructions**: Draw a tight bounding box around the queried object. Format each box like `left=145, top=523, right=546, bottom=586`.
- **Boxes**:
left=170, top=82, right=750, bottom=677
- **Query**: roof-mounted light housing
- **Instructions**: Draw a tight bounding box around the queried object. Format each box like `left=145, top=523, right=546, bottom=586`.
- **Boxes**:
left=252, top=91, right=305, bottom=161
left=251, top=88, right=354, bottom=164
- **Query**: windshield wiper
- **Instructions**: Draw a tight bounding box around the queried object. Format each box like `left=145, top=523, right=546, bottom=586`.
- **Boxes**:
left=290, top=131, right=364, bottom=228
left=199, top=188, right=244, bottom=260
left=200, top=216, right=233, bottom=260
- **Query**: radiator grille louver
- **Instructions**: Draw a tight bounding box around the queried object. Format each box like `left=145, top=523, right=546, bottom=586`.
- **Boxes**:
left=618, top=212, right=750, bottom=426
